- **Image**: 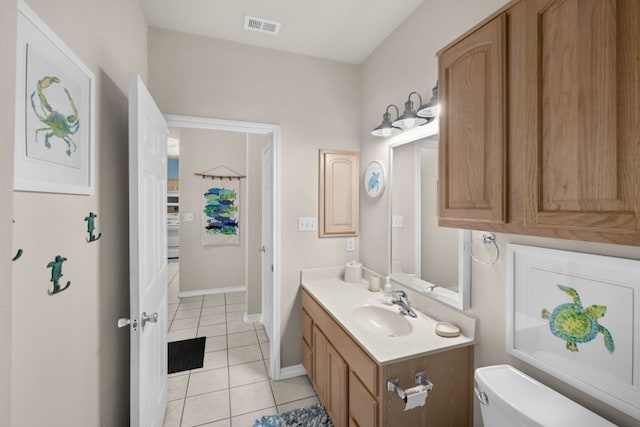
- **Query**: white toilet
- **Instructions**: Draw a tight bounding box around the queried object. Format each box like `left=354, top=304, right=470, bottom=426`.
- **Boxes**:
left=474, top=365, right=616, bottom=426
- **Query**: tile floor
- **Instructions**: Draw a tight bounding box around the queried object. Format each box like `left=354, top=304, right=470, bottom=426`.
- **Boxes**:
left=164, top=262, right=319, bottom=427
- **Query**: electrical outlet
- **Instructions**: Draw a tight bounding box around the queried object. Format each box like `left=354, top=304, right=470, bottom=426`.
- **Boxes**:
left=392, top=215, right=403, bottom=228
left=346, top=237, right=355, bottom=252
left=184, top=213, right=194, bottom=222
left=298, top=217, right=317, bottom=232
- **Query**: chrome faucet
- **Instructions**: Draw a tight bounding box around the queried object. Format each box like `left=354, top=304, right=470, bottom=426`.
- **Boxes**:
left=391, top=290, right=417, bottom=318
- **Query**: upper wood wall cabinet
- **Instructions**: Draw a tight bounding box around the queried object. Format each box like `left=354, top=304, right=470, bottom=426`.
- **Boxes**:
left=525, top=0, right=640, bottom=234
left=437, top=0, right=640, bottom=245
left=319, top=150, right=359, bottom=237
left=438, top=14, right=507, bottom=226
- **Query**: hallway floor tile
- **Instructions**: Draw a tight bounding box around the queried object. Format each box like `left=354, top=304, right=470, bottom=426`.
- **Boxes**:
left=164, top=263, right=318, bottom=427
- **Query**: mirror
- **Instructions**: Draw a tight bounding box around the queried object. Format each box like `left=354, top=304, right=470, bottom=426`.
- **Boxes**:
left=388, top=134, right=471, bottom=310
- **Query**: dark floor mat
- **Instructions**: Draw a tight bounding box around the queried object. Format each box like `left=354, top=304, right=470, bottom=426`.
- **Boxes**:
left=168, top=336, right=206, bottom=374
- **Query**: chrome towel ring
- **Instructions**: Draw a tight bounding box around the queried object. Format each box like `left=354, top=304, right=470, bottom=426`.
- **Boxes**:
left=470, top=233, right=500, bottom=265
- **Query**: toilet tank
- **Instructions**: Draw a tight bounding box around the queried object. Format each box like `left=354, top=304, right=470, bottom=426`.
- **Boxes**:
left=474, top=365, right=616, bottom=427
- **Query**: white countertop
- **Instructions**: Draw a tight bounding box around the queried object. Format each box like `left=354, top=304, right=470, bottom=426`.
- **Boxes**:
left=301, top=267, right=477, bottom=365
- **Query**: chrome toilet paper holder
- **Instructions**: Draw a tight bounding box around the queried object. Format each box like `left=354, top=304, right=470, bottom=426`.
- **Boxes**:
left=387, top=371, right=434, bottom=402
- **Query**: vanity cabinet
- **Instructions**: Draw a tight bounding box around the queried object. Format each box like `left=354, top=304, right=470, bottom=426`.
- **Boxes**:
left=302, top=289, right=473, bottom=427
left=437, top=0, right=640, bottom=245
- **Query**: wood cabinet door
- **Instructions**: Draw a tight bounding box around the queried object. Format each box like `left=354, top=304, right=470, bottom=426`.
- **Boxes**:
left=327, top=343, right=348, bottom=427
left=312, top=325, right=328, bottom=405
left=438, top=14, right=507, bottom=225
left=302, top=339, right=313, bottom=380
left=319, top=150, right=360, bottom=237
left=525, top=0, right=640, bottom=232
left=312, top=325, right=348, bottom=427
left=302, top=309, right=313, bottom=378
left=348, top=372, right=377, bottom=427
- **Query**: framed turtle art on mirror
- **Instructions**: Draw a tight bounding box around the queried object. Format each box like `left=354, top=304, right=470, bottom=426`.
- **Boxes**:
left=506, top=244, right=640, bottom=420
left=14, top=0, right=95, bottom=195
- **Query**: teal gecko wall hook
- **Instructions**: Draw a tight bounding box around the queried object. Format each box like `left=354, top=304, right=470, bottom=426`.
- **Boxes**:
left=12, top=249, right=23, bottom=261
left=84, top=212, right=101, bottom=242
left=47, top=255, right=71, bottom=295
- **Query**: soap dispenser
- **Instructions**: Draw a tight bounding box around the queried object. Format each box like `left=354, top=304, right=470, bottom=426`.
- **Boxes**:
left=383, top=277, right=393, bottom=305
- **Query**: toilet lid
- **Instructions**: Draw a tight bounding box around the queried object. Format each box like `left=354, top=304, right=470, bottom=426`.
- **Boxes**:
left=474, top=365, right=617, bottom=426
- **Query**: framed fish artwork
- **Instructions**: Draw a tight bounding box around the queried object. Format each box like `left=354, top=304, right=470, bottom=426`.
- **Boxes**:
left=201, top=178, right=240, bottom=246
left=14, top=0, right=95, bottom=195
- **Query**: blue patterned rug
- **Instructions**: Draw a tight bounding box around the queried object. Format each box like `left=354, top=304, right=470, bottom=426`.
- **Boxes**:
left=253, top=403, right=334, bottom=427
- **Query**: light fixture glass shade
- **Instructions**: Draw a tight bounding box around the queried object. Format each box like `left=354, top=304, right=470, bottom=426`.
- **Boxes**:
left=371, top=105, right=402, bottom=137
left=417, top=82, right=439, bottom=118
left=392, top=92, right=427, bottom=128
left=417, top=104, right=439, bottom=119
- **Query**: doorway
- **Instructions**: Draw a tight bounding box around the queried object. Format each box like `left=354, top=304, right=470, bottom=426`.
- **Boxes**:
left=164, top=114, right=282, bottom=380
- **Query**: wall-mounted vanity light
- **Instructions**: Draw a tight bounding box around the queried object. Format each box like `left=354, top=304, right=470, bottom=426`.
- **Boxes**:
left=371, top=104, right=402, bottom=137
left=393, top=91, right=428, bottom=129
left=371, top=82, right=438, bottom=137
left=417, top=82, right=439, bottom=119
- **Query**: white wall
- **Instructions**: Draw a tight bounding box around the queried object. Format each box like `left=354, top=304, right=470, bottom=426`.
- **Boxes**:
left=359, top=1, right=640, bottom=426
left=148, top=27, right=361, bottom=367
left=8, top=0, right=147, bottom=425
left=179, top=128, right=248, bottom=292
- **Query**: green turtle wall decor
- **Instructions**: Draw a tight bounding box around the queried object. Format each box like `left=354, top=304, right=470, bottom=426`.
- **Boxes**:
left=84, top=211, right=101, bottom=242
left=47, top=255, right=71, bottom=295
left=541, top=284, right=615, bottom=354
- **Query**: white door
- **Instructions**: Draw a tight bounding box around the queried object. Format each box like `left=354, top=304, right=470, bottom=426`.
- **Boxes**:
left=128, top=73, right=168, bottom=426
left=261, top=142, right=274, bottom=344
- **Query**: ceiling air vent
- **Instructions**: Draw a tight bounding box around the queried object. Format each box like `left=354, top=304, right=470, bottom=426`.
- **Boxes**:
left=243, top=15, right=281, bottom=36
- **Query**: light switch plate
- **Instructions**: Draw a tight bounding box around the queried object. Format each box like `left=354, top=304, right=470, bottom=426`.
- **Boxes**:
left=392, top=215, right=403, bottom=228
left=298, top=217, right=317, bottom=232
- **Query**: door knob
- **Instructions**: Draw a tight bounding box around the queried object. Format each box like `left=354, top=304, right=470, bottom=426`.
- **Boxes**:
left=141, top=311, right=158, bottom=328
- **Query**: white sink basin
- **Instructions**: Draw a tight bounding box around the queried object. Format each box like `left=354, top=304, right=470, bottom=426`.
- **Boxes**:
left=351, top=305, right=413, bottom=337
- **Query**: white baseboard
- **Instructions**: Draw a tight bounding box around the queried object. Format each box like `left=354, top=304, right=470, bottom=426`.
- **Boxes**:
left=177, top=286, right=246, bottom=299
left=244, top=313, right=262, bottom=323
left=278, top=364, right=307, bottom=380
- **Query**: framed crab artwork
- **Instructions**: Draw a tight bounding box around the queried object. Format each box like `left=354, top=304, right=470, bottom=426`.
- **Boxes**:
left=506, top=244, right=640, bottom=420
left=14, top=0, right=95, bottom=195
